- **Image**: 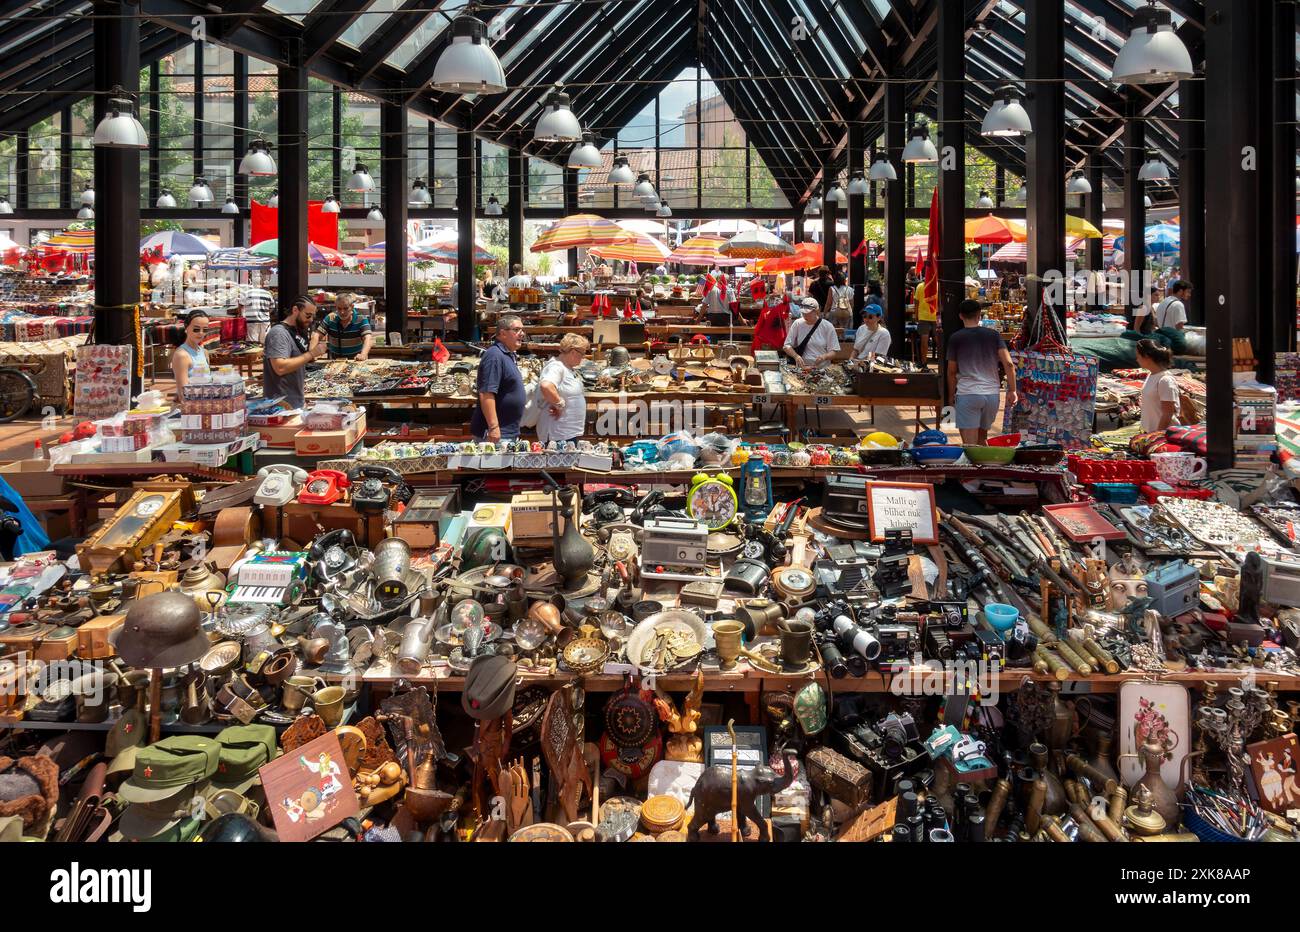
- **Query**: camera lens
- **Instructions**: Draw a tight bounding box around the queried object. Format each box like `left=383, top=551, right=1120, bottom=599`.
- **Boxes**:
left=820, top=642, right=848, bottom=679
left=929, top=828, right=955, bottom=843
left=897, top=790, right=918, bottom=821
left=891, top=824, right=913, bottom=843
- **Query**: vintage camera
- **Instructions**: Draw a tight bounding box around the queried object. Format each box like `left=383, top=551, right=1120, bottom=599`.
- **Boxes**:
left=925, top=626, right=954, bottom=661
left=1004, top=626, right=1039, bottom=664
left=876, top=712, right=920, bottom=761
left=876, top=623, right=915, bottom=663
left=929, top=600, right=969, bottom=630
left=975, top=630, right=1005, bottom=668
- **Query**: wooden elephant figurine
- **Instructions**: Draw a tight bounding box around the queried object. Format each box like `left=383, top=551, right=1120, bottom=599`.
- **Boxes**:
left=686, top=749, right=797, bottom=842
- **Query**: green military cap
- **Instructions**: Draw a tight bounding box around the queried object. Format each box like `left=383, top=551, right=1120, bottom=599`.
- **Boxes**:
left=117, top=735, right=220, bottom=804
left=210, top=724, right=278, bottom=793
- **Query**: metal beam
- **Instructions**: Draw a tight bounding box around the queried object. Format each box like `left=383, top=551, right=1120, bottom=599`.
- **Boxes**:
left=1270, top=0, right=1296, bottom=358
left=353, top=0, right=434, bottom=81
left=1123, top=90, right=1146, bottom=319
left=884, top=79, right=906, bottom=352
left=1025, top=0, right=1066, bottom=321
left=380, top=93, right=408, bottom=341
left=1083, top=155, right=1104, bottom=272
left=301, top=0, right=379, bottom=65
left=936, top=0, right=965, bottom=374
left=848, top=121, right=866, bottom=322
left=1178, top=75, right=1204, bottom=324
left=456, top=127, right=477, bottom=339
left=278, top=39, right=309, bottom=316
left=508, top=148, right=524, bottom=270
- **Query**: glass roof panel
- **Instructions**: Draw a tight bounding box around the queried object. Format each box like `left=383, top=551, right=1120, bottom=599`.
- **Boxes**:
left=265, top=0, right=321, bottom=23
left=501, top=1, right=570, bottom=69
left=867, top=0, right=891, bottom=21
left=338, top=0, right=403, bottom=49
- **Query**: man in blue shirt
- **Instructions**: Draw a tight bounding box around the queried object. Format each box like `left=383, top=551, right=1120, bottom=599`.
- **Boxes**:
left=470, top=315, right=527, bottom=442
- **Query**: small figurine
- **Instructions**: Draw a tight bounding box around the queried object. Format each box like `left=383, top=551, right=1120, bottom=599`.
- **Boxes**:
left=653, top=669, right=705, bottom=763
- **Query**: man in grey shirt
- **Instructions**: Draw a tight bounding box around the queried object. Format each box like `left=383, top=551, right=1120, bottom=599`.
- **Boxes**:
left=262, top=297, right=323, bottom=409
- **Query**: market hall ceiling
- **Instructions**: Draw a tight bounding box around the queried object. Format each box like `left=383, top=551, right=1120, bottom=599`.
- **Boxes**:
left=0, top=0, right=1272, bottom=207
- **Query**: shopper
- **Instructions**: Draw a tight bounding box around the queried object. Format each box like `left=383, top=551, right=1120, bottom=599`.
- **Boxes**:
left=946, top=299, right=1018, bottom=444
left=263, top=297, right=323, bottom=409
left=784, top=296, right=841, bottom=368
left=537, top=333, right=589, bottom=444
left=1151, top=279, right=1191, bottom=331
left=914, top=275, right=936, bottom=369
left=170, top=310, right=211, bottom=395
left=313, top=293, right=373, bottom=361
left=851, top=304, right=891, bottom=362
left=828, top=270, right=853, bottom=328
left=237, top=277, right=274, bottom=342
left=808, top=265, right=833, bottom=314
left=470, top=314, right=527, bottom=443
left=696, top=273, right=730, bottom=319
left=506, top=264, right=533, bottom=290
left=1137, top=339, right=1181, bottom=433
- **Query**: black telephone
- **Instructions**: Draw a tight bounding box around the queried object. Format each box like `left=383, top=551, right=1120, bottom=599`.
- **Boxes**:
left=347, top=464, right=412, bottom=515
left=630, top=489, right=686, bottom=526
left=310, top=528, right=357, bottom=586
left=309, top=528, right=355, bottom=563
left=582, top=488, right=637, bottom=526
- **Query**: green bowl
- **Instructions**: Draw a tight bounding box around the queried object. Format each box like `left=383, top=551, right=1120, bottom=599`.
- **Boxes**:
left=964, top=444, right=1018, bottom=465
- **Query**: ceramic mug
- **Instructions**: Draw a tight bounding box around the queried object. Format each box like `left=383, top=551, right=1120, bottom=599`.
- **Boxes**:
left=282, top=675, right=325, bottom=714
left=1151, top=452, right=1207, bottom=485
left=313, top=685, right=346, bottom=727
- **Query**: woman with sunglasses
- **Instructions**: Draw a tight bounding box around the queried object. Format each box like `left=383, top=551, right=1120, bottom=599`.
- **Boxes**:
left=170, top=310, right=212, bottom=395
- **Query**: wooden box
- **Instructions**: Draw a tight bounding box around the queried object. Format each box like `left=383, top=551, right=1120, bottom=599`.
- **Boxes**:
left=77, top=614, right=124, bottom=660
left=805, top=746, right=873, bottom=808
left=0, top=625, right=78, bottom=661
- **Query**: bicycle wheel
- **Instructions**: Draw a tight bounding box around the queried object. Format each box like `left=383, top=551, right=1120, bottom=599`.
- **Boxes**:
left=0, top=368, right=37, bottom=423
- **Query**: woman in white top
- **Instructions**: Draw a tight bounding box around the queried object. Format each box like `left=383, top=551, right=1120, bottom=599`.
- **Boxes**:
left=1136, top=339, right=1181, bottom=433
left=826, top=270, right=854, bottom=328
left=170, top=310, right=211, bottom=396
left=851, top=304, right=891, bottom=362
left=783, top=297, right=841, bottom=368
left=538, top=333, right=590, bottom=444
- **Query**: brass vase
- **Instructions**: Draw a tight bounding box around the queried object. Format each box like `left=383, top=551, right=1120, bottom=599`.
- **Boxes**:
left=1087, top=731, right=1121, bottom=787
left=1029, top=742, right=1067, bottom=815
left=1129, top=736, right=1180, bottom=828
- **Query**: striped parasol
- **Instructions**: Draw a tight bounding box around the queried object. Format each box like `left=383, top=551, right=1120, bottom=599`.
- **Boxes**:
left=589, top=231, right=671, bottom=264
left=139, top=230, right=215, bottom=257
left=41, top=229, right=96, bottom=255
left=354, top=241, right=434, bottom=263
left=249, top=239, right=353, bottom=267
left=990, top=237, right=1087, bottom=264
left=206, top=247, right=277, bottom=270
left=719, top=228, right=795, bottom=259
left=530, top=213, right=625, bottom=252
left=417, top=239, right=497, bottom=265
left=667, top=234, right=747, bottom=267
left=964, top=215, right=1017, bottom=245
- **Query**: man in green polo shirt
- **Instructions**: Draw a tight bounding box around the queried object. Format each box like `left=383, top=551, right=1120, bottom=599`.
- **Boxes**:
left=312, top=293, right=373, bottom=361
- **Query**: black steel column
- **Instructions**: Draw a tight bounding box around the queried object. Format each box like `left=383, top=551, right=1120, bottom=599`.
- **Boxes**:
left=1083, top=157, right=1104, bottom=272
left=507, top=149, right=524, bottom=271
left=1178, top=77, right=1204, bottom=324
left=232, top=53, right=248, bottom=248
left=193, top=40, right=204, bottom=185
left=92, top=0, right=140, bottom=360
left=1204, top=0, right=1262, bottom=469
left=278, top=41, right=309, bottom=316
left=563, top=166, right=578, bottom=276
left=15, top=133, right=28, bottom=212
left=147, top=62, right=159, bottom=208
left=456, top=128, right=477, bottom=340
left=1025, top=0, right=1065, bottom=320
left=1123, top=91, right=1147, bottom=321
left=994, top=165, right=1006, bottom=207
left=331, top=90, right=342, bottom=200
left=822, top=157, right=838, bottom=269
left=793, top=216, right=804, bottom=245
left=936, top=0, right=965, bottom=378
left=59, top=106, right=72, bottom=209
left=848, top=123, right=866, bottom=324
left=884, top=81, right=906, bottom=350
left=381, top=95, right=408, bottom=342
left=1271, top=0, right=1297, bottom=359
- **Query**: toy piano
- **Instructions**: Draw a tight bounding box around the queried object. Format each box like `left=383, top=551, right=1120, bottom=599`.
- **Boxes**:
left=227, top=551, right=307, bottom=606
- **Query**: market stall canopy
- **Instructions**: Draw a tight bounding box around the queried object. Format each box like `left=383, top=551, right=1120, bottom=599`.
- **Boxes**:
left=667, top=235, right=748, bottom=267
left=615, top=219, right=672, bottom=237
left=683, top=219, right=760, bottom=236
left=755, top=242, right=847, bottom=273
left=873, top=235, right=930, bottom=264
left=249, top=239, right=353, bottom=267
left=964, top=215, right=1017, bottom=245
left=418, top=239, right=497, bottom=266
left=1007, top=216, right=1102, bottom=242
left=589, top=231, right=672, bottom=264
left=353, top=241, right=435, bottom=263
left=775, top=218, right=849, bottom=235
left=530, top=213, right=625, bottom=252
left=39, top=229, right=96, bottom=255
left=719, top=228, right=795, bottom=259
left=206, top=247, right=277, bottom=271
left=990, top=238, right=1089, bottom=264
left=1113, top=224, right=1180, bottom=255
left=139, top=231, right=214, bottom=258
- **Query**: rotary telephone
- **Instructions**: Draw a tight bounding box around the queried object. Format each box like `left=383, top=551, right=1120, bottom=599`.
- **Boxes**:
left=309, top=528, right=358, bottom=587
left=347, top=464, right=412, bottom=516
left=298, top=469, right=350, bottom=506
left=254, top=465, right=308, bottom=506
left=739, top=497, right=805, bottom=565
left=582, top=488, right=638, bottom=527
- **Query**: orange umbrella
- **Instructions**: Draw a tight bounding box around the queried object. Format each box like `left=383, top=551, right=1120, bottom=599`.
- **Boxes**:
left=964, top=214, right=1017, bottom=244
left=755, top=242, right=846, bottom=273
left=589, top=231, right=671, bottom=264
left=530, top=213, right=625, bottom=252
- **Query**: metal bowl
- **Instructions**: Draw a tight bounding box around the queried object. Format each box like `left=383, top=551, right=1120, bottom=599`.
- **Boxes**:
left=626, top=610, right=709, bottom=673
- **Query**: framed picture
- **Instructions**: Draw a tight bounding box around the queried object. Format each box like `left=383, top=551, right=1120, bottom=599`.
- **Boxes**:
left=1117, top=681, right=1190, bottom=793
left=865, top=481, right=938, bottom=545
left=259, top=731, right=360, bottom=843
left=1246, top=733, right=1300, bottom=815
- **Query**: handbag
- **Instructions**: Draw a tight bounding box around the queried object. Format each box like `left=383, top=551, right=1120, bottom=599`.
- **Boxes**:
left=794, top=317, right=827, bottom=358
left=520, top=378, right=543, bottom=429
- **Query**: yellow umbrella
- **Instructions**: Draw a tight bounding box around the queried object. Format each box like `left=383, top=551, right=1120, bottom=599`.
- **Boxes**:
left=530, top=213, right=625, bottom=252
left=1007, top=215, right=1102, bottom=242
left=589, top=231, right=671, bottom=264
left=666, top=235, right=747, bottom=267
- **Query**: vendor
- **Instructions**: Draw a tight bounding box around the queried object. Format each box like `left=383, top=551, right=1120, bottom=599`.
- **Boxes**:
left=470, top=314, right=527, bottom=443
left=1149, top=279, right=1191, bottom=332
left=170, top=310, right=211, bottom=394
left=784, top=297, right=840, bottom=368
left=851, top=304, right=891, bottom=363
left=312, top=293, right=373, bottom=361
left=537, top=333, right=589, bottom=444
left=1137, top=338, right=1181, bottom=433
left=696, top=273, right=731, bottom=319
left=505, top=264, right=533, bottom=290
left=264, top=297, right=323, bottom=410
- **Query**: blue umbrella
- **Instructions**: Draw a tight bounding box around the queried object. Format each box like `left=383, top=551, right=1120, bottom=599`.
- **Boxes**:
left=140, top=230, right=215, bottom=257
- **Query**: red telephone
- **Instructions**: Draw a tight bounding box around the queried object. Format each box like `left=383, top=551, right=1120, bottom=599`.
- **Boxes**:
left=298, top=469, right=350, bottom=506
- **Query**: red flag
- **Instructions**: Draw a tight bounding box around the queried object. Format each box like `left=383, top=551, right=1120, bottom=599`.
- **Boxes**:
left=249, top=199, right=340, bottom=249
left=851, top=241, right=868, bottom=258
left=924, top=187, right=941, bottom=308
left=431, top=338, right=450, bottom=364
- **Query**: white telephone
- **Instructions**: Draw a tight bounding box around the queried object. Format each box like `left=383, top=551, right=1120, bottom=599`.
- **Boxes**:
left=254, top=464, right=308, bottom=506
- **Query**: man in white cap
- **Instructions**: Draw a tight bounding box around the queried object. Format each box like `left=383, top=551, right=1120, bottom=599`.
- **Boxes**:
left=783, top=296, right=841, bottom=368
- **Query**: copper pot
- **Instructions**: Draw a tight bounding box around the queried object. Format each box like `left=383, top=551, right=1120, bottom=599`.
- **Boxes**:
left=527, top=598, right=564, bottom=635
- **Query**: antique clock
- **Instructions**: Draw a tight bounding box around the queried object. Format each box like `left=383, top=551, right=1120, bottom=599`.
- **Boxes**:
left=687, top=472, right=738, bottom=530
left=76, top=489, right=182, bottom=576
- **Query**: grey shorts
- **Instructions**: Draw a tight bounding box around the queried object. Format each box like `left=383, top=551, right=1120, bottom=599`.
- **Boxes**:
left=954, top=393, right=1001, bottom=430
left=917, top=320, right=935, bottom=336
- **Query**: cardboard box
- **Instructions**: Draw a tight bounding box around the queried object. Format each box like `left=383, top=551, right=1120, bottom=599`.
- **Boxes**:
left=158, top=433, right=259, bottom=467
left=256, top=414, right=304, bottom=449
left=69, top=447, right=156, bottom=465
left=467, top=503, right=511, bottom=535
left=294, top=410, right=367, bottom=456
left=510, top=492, right=555, bottom=543
left=0, top=459, right=65, bottom=498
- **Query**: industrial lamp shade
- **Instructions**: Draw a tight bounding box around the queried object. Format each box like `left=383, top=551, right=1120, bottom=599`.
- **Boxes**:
left=80, top=185, right=95, bottom=207
left=804, top=200, right=820, bottom=217
left=1137, top=155, right=1169, bottom=182
left=846, top=173, right=868, bottom=196
left=410, top=179, right=432, bottom=206
left=77, top=206, right=94, bottom=220
left=657, top=202, right=672, bottom=217
left=1111, top=3, right=1194, bottom=86
left=641, top=193, right=661, bottom=211
left=1014, top=184, right=1027, bottom=203
left=902, top=126, right=938, bottom=163
left=982, top=86, right=1033, bottom=137
left=92, top=89, right=148, bottom=148
left=266, top=190, right=279, bottom=209
left=238, top=139, right=276, bottom=176
left=431, top=12, right=506, bottom=95
left=868, top=155, right=898, bottom=182
left=189, top=178, right=213, bottom=204
left=534, top=87, right=582, bottom=143
left=221, top=197, right=240, bottom=215
left=1066, top=172, right=1093, bottom=195
left=633, top=173, right=657, bottom=198
left=348, top=163, right=375, bottom=192
left=567, top=132, right=602, bottom=169
left=825, top=183, right=846, bottom=205
left=608, top=157, right=635, bottom=185
left=1144, top=194, right=1153, bottom=209
left=321, top=195, right=341, bottom=214
left=156, top=189, right=177, bottom=208
left=367, top=206, right=384, bottom=221
left=0, top=196, right=12, bottom=215
left=977, top=190, right=994, bottom=209
left=485, top=195, right=503, bottom=216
